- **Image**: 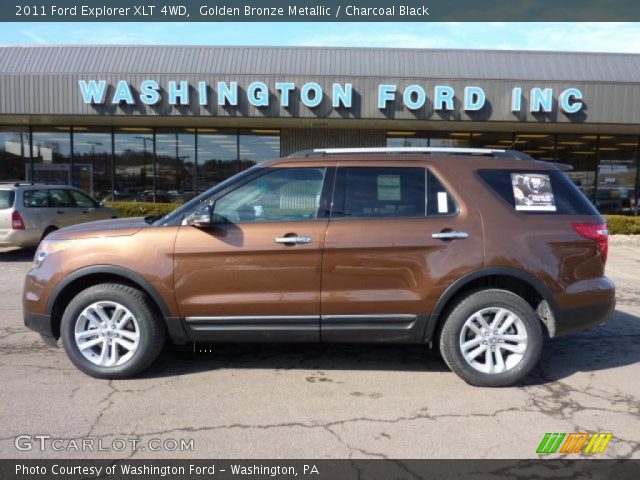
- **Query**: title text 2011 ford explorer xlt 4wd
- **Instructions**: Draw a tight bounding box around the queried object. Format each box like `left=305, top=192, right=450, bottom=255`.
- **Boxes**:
left=22, top=147, right=615, bottom=387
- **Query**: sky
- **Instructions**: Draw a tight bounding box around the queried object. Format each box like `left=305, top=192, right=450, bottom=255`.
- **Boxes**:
left=1, top=22, right=640, bottom=53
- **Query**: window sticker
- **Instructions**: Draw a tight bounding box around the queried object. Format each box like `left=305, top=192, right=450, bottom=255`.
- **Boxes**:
left=437, top=191, right=449, bottom=213
left=377, top=175, right=401, bottom=201
left=511, top=173, right=556, bottom=211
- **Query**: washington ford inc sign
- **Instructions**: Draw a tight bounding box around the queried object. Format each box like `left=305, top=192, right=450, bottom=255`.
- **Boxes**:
left=78, top=80, right=585, bottom=115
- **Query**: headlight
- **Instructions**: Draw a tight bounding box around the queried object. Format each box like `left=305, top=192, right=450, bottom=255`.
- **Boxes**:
left=33, top=240, right=74, bottom=267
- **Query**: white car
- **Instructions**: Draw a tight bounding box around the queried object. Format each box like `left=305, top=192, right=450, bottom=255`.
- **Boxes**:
left=0, top=183, right=119, bottom=247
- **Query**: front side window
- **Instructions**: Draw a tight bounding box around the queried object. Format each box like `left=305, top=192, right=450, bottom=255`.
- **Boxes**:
left=213, top=167, right=327, bottom=223
left=68, top=189, right=97, bottom=208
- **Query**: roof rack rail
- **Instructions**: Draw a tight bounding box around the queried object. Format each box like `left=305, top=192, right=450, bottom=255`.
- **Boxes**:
left=289, top=146, right=510, bottom=157
left=288, top=146, right=545, bottom=162
left=0, top=181, right=62, bottom=187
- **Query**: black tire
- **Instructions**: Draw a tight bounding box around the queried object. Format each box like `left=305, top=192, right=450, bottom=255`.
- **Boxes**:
left=439, top=288, right=543, bottom=387
left=40, top=226, right=57, bottom=242
left=60, top=283, right=166, bottom=379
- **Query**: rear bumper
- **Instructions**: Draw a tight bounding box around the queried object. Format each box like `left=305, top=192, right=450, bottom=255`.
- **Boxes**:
left=0, top=229, right=41, bottom=247
left=553, top=277, right=616, bottom=337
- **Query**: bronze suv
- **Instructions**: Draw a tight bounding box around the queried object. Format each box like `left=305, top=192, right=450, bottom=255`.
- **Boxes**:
left=23, top=147, right=615, bottom=386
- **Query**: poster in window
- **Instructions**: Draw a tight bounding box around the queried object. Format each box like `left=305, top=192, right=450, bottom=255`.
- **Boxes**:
left=377, top=175, right=401, bottom=201
left=511, top=173, right=556, bottom=211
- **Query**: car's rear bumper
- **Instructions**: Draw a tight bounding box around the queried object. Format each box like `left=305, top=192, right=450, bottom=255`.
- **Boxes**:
left=0, top=229, right=41, bottom=247
left=553, top=277, right=616, bottom=337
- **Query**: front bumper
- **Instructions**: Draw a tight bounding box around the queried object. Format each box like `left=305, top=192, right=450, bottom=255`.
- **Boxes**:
left=553, top=277, right=616, bottom=337
left=23, top=310, right=55, bottom=339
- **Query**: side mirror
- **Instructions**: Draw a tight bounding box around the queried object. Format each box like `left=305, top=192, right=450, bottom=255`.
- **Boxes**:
left=185, top=204, right=212, bottom=227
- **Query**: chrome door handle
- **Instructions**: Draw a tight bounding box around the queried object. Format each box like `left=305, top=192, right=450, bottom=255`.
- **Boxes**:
left=275, top=236, right=312, bottom=244
left=432, top=231, right=469, bottom=240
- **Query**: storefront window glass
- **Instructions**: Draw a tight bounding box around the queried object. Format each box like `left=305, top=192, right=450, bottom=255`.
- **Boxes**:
left=556, top=135, right=598, bottom=202
left=0, top=127, right=30, bottom=182
left=239, top=130, right=280, bottom=170
left=429, top=132, right=473, bottom=147
left=197, top=130, right=238, bottom=191
left=386, top=132, right=429, bottom=147
left=510, top=134, right=556, bottom=161
left=31, top=128, right=72, bottom=184
left=72, top=128, right=112, bottom=201
left=155, top=129, right=196, bottom=203
left=596, top=136, right=639, bottom=214
left=469, top=132, right=516, bottom=150
left=113, top=128, right=153, bottom=202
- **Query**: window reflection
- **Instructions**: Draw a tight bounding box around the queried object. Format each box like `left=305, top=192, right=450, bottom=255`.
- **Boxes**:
left=197, top=129, right=238, bottom=191
left=113, top=128, right=153, bottom=202
left=31, top=128, right=72, bottom=184
left=511, top=134, right=555, bottom=161
left=239, top=130, right=280, bottom=169
left=597, top=136, right=639, bottom=214
left=72, top=128, right=112, bottom=200
left=386, top=132, right=429, bottom=147
left=0, top=127, right=30, bottom=182
left=557, top=135, right=598, bottom=201
left=155, top=129, right=196, bottom=203
left=429, top=132, right=473, bottom=147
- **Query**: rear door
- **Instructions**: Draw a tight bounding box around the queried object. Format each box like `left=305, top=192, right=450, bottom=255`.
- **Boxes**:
left=320, top=162, right=484, bottom=342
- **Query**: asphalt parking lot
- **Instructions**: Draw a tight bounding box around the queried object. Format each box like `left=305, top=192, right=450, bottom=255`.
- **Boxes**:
left=0, top=242, right=639, bottom=459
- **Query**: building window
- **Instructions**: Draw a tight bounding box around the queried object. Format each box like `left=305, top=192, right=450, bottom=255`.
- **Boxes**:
left=113, top=128, right=153, bottom=202
left=596, top=136, right=639, bottom=214
left=197, top=129, right=238, bottom=190
left=239, top=130, right=280, bottom=170
left=0, top=127, right=30, bottom=182
left=31, top=127, right=72, bottom=184
left=72, top=128, right=112, bottom=201
left=556, top=135, right=598, bottom=202
left=429, top=132, right=474, bottom=147
left=510, top=134, right=556, bottom=161
left=155, top=129, right=196, bottom=203
left=386, top=131, right=429, bottom=147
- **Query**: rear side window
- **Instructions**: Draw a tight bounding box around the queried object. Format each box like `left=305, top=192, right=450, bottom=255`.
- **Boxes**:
left=0, top=190, right=15, bottom=209
left=478, top=169, right=599, bottom=215
left=334, top=167, right=425, bottom=218
left=332, top=167, right=457, bottom=219
left=23, top=189, right=49, bottom=208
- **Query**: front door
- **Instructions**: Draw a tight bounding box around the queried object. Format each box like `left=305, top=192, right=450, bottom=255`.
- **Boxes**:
left=174, top=165, right=334, bottom=342
left=321, top=163, right=484, bottom=342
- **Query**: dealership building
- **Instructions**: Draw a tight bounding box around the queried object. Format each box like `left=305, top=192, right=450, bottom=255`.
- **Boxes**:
left=0, top=45, right=638, bottom=212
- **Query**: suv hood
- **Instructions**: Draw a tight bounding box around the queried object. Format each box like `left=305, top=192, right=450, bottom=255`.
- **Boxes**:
left=48, top=217, right=149, bottom=240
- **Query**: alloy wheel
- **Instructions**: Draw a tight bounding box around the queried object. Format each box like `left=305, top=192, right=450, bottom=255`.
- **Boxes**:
left=459, top=307, right=528, bottom=374
left=74, top=301, right=140, bottom=367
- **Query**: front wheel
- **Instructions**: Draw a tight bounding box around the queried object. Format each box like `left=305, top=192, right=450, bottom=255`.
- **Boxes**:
left=60, top=283, right=166, bottom=379
left=439, top=289, right=543, bottom=387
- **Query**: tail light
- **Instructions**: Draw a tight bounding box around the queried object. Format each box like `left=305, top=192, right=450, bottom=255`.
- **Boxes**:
left=11, top=211, right=25, bottom=230
left=572, top=222, right=608, bottom=263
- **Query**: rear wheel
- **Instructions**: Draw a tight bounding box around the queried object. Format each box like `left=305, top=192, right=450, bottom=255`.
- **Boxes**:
left=40, top=226, right=57, bottom=242
left=60, top=283, right=165, bottom=379
left=439, top=288, right=543, bottom=387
